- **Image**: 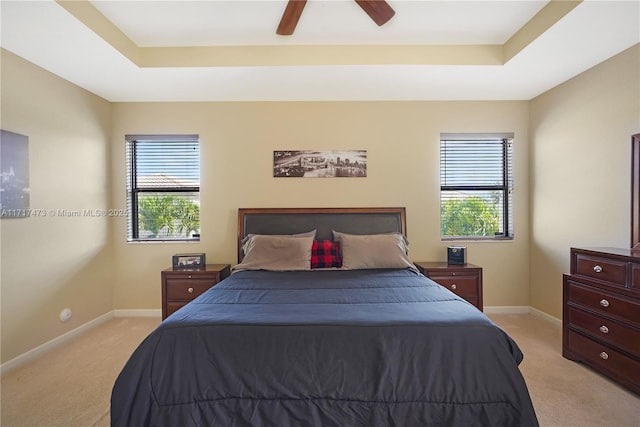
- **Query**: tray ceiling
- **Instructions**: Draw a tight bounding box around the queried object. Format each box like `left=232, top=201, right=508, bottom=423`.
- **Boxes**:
left=1, top=0, right=638, bottom=102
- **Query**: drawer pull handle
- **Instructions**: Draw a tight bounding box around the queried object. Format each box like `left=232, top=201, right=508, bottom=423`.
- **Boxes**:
left=451, top=284, right=457, bottom=290
left=599, top=351, right=609, bottom=360
left=187, top=287, right=194, bottom=293
left=599, top=299, right=610, bottom=308
left=599, top=325, right=609, bottom=334
left=593, top=265, right=603, bottom=273
left=188, top=275, right=192, bottom=279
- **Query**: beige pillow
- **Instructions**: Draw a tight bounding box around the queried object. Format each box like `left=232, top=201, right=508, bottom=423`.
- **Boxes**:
left=332, top=231, right=417, bottom=272
left=241, top=230, right=316, bottom=254
left=233, top=235, right=314, bottom=272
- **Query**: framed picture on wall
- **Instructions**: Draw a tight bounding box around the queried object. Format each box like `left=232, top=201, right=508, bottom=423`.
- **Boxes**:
left=273, top=150, right=367, bottom=178
left=1, top=130, right=30, bottom=218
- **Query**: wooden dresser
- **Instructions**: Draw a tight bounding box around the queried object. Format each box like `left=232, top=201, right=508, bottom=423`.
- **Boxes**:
left=414, top=262, right=483, bottom=311
left=563, top=247, right=640, bottom=394
left=161, top=264, right=231, bottom=320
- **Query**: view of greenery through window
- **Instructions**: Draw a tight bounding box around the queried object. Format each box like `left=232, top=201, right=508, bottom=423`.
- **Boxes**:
left=138, top=194, right=200, bottom=239
left=440, top=195, right=500, bottom=237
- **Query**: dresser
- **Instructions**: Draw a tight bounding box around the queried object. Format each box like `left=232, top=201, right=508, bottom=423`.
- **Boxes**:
left=563, top=247, right=640, bottom=394
left=414, top=262, right=483, bottom=311
left=161, top=264, right=231, bottom=320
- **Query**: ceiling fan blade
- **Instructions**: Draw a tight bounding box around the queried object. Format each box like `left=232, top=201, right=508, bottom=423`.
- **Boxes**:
left=277, top=0, right=308, bottom=35
left=355, top=0, right=395, bottom=26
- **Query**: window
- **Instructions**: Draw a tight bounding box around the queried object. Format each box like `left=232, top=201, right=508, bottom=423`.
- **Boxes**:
left=440, top=133, right=513, bottom=239
left=126, top=135, right=200, bottom=241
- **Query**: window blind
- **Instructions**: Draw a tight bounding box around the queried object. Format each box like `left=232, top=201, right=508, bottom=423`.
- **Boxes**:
left=125, top=135, right=200, bottom=241
left=440, top=134, right=513, bottom=238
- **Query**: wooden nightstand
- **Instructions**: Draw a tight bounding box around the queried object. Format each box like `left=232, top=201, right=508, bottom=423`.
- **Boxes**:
left=414, top=262, right=483, bottom=311
left=161, top=264, right=231, bottom=320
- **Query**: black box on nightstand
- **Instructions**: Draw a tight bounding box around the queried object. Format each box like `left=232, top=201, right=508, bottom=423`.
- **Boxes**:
left=447, top=246, right=467, bottom=265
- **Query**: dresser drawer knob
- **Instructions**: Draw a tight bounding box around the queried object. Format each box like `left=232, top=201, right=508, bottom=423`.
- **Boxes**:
left=599, top=325, right=609, bottom=334
left=599, top=351, right=609, bottom=360
left=188, top=287, right=194, bottom=293
left=593, top=265, right=603, bottom=273
left=188, top=275, right=192, bottom=279
left=599, top=299, right=610, bottom=307
left=451, top=284, right=457, bottom=290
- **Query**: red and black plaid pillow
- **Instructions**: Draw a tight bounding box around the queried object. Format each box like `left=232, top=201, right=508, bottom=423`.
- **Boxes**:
left=311, top=240, right=342, bottom=269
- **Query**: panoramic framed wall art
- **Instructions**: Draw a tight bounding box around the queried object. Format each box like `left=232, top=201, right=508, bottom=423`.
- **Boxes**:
left=273, top=150, right=367, bottom=178
left=1, top=130, right=30, bottom=218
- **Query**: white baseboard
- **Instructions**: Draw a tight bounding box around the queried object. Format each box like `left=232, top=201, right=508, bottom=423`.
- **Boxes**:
left=529, top=306, right=562, bottom=327
left=484, top=305, right=531, bottom=314
left=0, top=311, right=114, bottom=376
left=113, top=309, right=162, bottom=318
left=485, top=305, right=562, bottom=328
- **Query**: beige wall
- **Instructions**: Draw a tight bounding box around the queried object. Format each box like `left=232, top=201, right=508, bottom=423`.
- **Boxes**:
left=529, top=44, right=640, bottom=319
left=1, top=50, right=113, bottom=362
left=7, top=43, right=637, bottom=366
left=110, top=101, right=531, bottom=310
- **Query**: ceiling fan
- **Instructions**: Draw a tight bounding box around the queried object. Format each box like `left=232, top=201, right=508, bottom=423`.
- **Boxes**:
left=277, top=0, right=395, bottom=35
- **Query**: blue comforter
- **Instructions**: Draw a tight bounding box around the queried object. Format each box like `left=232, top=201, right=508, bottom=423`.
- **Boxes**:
left=111, top=269, right=538, bottom=426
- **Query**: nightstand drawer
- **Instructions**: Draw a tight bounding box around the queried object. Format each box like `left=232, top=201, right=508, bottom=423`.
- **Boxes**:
left=166, top=301, right=190, bottom=318
left=161, top=264, right=231, bottom=320
left=428, top=276, right=478, bottom=298
left=414, top=262, right=483, bottom=311
left=166, top=279, right=216, bottom=300
left=425, top=270, right=478, bottom=278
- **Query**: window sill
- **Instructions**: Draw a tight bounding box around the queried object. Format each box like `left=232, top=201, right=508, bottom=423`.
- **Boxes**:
left=441, top=236, right=513, bottom=242
left=127, top=239, right=201, bottom=244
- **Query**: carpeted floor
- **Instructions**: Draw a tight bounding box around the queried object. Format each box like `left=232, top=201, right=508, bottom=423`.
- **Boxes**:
left=1, top=317, right=160, bottom=427
left=1, top=314, right=638, bottom=426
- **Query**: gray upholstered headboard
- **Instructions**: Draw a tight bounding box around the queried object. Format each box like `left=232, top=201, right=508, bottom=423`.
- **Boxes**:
left=237, top=207, right=406, bottom=263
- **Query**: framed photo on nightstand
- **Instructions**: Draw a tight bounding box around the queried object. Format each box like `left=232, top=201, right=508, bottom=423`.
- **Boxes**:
left=172, top=253, right=205, bottom=269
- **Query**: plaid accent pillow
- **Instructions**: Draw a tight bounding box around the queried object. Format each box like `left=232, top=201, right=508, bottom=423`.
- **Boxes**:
left=311, top=240, right=342, bottom=269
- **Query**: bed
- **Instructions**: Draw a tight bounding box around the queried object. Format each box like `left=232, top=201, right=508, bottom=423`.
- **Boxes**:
left=111, top=207, right=538, bottom=426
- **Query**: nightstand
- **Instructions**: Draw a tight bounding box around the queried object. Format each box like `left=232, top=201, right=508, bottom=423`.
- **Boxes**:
left=414, top=262, right=483, bottom=311
left=161, top=264, right=231, bottom=320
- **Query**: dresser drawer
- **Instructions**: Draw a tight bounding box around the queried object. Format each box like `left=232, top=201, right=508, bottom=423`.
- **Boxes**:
left=566, top=330, right=640, bottom=393
left=428, top=275, right=478, bottom=298
left=566, top=280, right=640, bottom=326
left=568, top=307, right=640, bottom=355
left=574, top=253, right=627, bottom=287
left=165, top=278, right=216, bottom=300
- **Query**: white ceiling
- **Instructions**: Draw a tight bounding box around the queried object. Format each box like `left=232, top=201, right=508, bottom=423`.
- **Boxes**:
left=1, top=0, right=639, bottom=102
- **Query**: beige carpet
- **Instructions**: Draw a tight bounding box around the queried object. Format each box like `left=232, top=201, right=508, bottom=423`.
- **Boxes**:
left=1, top=317, right=160, bottom=427
left=490, top=314, right=639, bottom=427
left=1, top=314, right=638, bottom=426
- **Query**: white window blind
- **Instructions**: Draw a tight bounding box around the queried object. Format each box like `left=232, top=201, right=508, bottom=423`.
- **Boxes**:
left=125, top=135, right=200, bottom=241
left=440, top=133, right=513, bottom=239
